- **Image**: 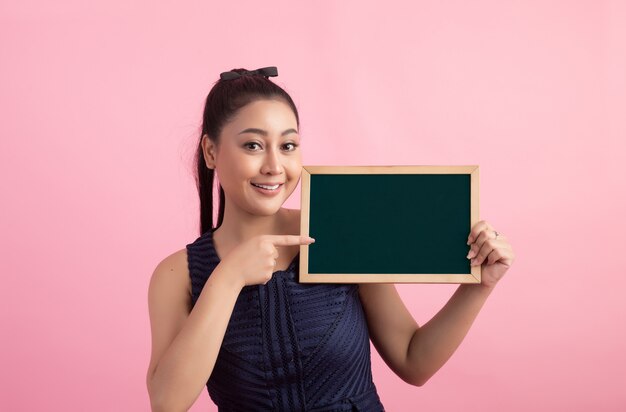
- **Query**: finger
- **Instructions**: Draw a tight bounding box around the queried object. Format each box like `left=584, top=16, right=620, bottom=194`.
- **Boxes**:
left=484, top=247, right=515, bottom=267
left=467, top=220, right=494, bottom=244
left=265, top=234, right=316, bottom=246
left=485, top=248, right=504, bottom=265
left=499, top=248, right=515, bottom=266
left=467, top=236, right=510, bottom=259
left=473, top=240, right=515, bottom=266
left=467, top=230, right=499, bottom=259
left=470, top=238, right=498, bottom=266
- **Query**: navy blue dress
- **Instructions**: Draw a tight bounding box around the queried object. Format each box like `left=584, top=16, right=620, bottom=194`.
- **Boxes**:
left=186, top=229, right=385, bottom=411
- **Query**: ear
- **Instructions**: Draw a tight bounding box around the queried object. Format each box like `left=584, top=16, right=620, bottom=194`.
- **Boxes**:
left=201, top=134, right=217, bottom=170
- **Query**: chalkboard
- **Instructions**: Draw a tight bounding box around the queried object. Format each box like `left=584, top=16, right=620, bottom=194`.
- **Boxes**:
left=298, top=165, right=480, bottom=283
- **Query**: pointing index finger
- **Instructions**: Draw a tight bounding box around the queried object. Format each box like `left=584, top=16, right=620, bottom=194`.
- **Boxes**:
left=267, top=234, right=315, bottom=246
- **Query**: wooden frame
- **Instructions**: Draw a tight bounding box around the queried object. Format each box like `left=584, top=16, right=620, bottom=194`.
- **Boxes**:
left=299, top=165, right=480, bottom=283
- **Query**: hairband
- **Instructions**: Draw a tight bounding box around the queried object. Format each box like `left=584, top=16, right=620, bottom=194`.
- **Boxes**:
left=219, top=66, right=278, bottom=80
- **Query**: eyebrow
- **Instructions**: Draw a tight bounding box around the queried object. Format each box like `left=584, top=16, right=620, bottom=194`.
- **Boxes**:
left=238, top=128, right=299, bottom=137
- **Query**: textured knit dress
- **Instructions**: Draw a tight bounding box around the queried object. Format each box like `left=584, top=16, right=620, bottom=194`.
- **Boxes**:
left=186, top=228, right=385, bottom=411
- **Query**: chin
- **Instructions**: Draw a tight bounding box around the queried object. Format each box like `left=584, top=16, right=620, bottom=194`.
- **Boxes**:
left=251, top=205, right=284, bottom=217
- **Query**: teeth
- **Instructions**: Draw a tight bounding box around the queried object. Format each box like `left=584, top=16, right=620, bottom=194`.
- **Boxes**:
left=252, top=183, right=280, bottom=190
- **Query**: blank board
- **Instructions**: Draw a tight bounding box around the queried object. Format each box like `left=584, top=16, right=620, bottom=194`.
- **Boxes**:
left=298, top=165, right=480, bottom=283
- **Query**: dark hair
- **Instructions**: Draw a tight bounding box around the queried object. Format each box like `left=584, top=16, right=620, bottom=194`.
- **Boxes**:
left=193, top=68, right=300, bottom=235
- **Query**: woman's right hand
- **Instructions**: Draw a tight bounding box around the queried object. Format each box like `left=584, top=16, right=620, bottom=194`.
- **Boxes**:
left=220, top=234, right=315, bottom=287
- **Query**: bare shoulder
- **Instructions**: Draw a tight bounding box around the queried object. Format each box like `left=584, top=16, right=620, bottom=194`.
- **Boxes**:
left=149, top=248, right=192, bottom=306
left=146, top=248, right=192, bottom=382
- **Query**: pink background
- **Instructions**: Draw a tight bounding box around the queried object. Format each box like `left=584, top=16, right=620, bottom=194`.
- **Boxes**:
left=2, top=1, right=625, bottom=411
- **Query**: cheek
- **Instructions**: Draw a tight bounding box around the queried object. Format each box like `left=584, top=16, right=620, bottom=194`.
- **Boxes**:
left=286, top=154, right=302, bottom=172
left=217, top=151, right=254, bottom=177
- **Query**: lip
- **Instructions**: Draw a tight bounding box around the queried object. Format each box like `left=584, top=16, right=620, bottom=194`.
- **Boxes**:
left=251, top=182, right=283, bottom=196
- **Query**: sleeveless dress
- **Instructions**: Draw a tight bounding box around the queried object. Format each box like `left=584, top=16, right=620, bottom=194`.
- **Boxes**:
left=186, top=229, right=386, bottom=411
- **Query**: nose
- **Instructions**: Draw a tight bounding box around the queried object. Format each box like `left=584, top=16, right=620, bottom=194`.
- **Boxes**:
left=261, top=146, right=284, bottom=175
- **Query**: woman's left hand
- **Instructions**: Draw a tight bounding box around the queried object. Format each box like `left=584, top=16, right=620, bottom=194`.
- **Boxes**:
left=466, top=220, right=515, bottom=289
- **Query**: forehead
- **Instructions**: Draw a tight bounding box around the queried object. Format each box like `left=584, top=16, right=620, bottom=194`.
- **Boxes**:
left=225, top=99, right=297, bottom=132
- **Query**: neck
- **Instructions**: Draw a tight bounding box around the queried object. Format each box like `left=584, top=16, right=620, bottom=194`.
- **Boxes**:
left=214, top=196, right=288, bottom=244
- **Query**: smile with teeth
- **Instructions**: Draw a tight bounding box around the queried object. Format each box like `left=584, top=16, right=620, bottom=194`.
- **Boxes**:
left=251, top=183, right=282, bottom=190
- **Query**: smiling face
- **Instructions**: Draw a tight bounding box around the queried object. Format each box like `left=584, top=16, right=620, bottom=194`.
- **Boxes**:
left=201, top=98, right=302, bottom=217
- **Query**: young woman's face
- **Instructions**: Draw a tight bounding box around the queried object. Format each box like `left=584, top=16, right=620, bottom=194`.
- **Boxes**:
left=203, top=99, right=302, bottom=216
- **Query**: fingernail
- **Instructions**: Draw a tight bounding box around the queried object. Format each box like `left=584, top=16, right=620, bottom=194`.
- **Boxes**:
left=308, top=237, right=315, bottom=242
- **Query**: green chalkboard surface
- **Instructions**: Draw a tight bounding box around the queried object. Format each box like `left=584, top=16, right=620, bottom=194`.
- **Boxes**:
left=299, top=166, right=480, bottom=283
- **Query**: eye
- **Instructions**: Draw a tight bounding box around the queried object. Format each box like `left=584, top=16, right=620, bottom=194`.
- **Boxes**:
left=243, top=142, right=299, bottom=152
left=243, top=142, right=261, bottom=151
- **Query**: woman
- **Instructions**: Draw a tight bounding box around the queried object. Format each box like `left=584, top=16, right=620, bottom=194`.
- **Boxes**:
left=146, top=66, right=516, bottom=411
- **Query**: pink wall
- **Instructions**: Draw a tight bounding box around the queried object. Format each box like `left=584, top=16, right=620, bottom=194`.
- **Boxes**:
left=2, top=1, right=625, bottom=410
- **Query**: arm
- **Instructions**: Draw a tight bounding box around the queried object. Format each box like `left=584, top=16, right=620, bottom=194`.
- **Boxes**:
left=147, top=234, right=314, bottom=411
left=359, top=283, right=492, bottom=386
left=359, top=220, right=514, bottom=386
left=146, top=251, right=243, bottom=412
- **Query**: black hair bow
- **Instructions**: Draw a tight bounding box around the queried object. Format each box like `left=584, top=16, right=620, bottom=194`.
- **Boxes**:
left=220, top=66, right=278, bottom=80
